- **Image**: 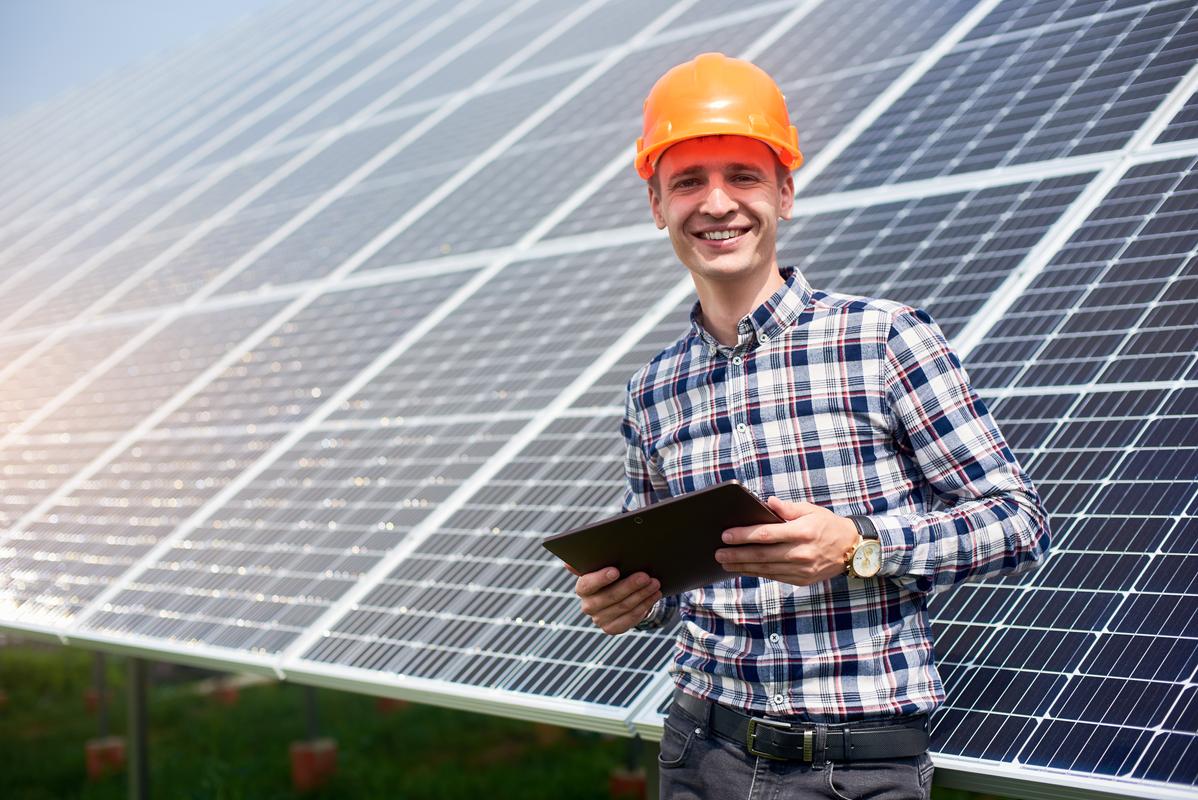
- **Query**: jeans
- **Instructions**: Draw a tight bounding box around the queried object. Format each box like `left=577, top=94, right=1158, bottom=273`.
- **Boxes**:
left=658, top=698, right=934, bottom=800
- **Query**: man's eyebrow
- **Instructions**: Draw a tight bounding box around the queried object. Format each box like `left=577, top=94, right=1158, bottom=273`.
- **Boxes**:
left=667, top=162, right=768, bottom=180
left=725, top=162, right=768, bottom=174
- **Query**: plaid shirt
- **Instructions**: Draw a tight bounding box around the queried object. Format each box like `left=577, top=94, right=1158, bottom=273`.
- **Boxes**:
left=623, top=265, right=1050, bottom=722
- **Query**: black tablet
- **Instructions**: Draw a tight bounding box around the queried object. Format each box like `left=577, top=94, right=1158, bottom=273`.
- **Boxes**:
left=541, top=480, right=784, bottom=595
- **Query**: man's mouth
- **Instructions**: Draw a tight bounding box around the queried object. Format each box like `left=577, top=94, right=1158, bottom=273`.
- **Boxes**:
left=694, top=228, right=749, bottom=241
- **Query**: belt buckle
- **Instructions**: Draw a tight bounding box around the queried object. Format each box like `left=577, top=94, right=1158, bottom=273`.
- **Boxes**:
left=745, top=718, right=811, bottom=762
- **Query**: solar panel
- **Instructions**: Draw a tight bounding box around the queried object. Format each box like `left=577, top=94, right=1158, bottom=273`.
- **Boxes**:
left=1, top=0, right=1197, bottom=797
left=1157, top=91, right=1198, bottom=143
left=808, top=2, right=1198, bottom=193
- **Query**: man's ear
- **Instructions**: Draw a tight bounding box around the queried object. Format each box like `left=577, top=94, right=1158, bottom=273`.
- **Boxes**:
left=648, top=182, right=667, bottom=230
left=778, top=173, right=795, bottom=221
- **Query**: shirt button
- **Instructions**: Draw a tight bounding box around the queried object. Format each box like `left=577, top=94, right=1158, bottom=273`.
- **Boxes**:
left=736, top=422, right=747, bottom=433
left=769, top=633, right=780, bottom=643
left=758, top=334, right=769, bottom=344
left=732, top=356, right=743, bottom=365
left=773, top=694, right=784, bottom=705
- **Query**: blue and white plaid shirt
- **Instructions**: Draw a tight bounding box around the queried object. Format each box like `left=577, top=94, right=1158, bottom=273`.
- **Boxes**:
left=624, top=265, right=1050, bottom=722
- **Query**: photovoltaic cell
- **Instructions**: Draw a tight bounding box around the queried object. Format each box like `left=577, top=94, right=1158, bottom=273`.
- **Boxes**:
left=532, top=14, right=787, bottom=145
left=381, top=2, right=578, bottom=106
left=164, top=273, right=466, bottom=429
left=333, top=242, right=681, bottom=421
left=360, top=129, right=623, bottom=268
left=925, top=155, right=1198, bottom=789
left=782, top=174, right=1092, bottom=338
left=963, top=0, right=1153, bottom=41
left=0, top=437, right=113, bottom=529
left=808, top=1, right=1198, bottom=193
left=931, top=384, right=1197, bottom=781
left=302, top=413, right=678, bottom=708
left=13, top=233, right=193, bottom=330
left=0, top=321, right=146, bottom=434
left=190, top=1, right=456, bottom=169
left=100, top=202, right=309, bottom=314
left=966, top=155, right=1198, bottom=389
left=0, top=431, right=279, bottom=621
left=1156, top=90, right=1198, bottom=144
left=26, top=301, right=286, bottom=437
left=519, top=0, right=677, bottom=71
left=753, top=0, right=975, bottom=83
left=86, top=417, right=520, bottom=653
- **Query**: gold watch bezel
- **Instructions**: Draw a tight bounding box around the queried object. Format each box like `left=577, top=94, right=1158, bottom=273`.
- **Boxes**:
left=844, top=535, right=881, bottom=578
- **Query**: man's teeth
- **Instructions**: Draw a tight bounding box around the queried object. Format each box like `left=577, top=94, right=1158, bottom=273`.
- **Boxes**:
left=700, top=230, right=743, bottom=240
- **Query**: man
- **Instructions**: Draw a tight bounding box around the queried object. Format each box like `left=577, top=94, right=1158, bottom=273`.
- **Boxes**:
left=572, top=53, right=1050, bottom=798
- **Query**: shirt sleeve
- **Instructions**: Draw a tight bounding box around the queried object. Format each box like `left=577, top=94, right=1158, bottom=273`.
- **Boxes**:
left=870, top=306, right=1051, bottom=594
left=621, top=382, right=680, bottom=630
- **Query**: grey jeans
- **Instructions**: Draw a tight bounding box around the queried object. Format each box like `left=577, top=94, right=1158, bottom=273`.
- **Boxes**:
left=658, top=700, right=934, bottom=800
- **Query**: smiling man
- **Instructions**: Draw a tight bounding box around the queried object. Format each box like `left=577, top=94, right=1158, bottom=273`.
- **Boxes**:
left=571, top=53, right=1051, bottom=799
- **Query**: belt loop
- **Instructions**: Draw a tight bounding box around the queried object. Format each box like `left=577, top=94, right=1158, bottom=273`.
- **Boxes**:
left=702, top=694, right=714, bottom=735
left=812, top=725, right=827, bottom=768
left=843, top=726, right=853, bottom=762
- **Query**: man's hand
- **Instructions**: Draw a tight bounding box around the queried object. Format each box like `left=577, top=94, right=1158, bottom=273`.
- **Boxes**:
left=570, top=566, right=662, bottom=635
left=715, top=497, right=860, bottom=586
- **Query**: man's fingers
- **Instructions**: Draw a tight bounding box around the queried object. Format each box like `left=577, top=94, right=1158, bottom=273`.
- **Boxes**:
left=767, top=496, right=824, bottom=519
left=715, top=543, right=793, bottom=566
left=721, top=523, right=793, bottom=545
left=574, top=567, right=621, bottom=597
left=594, top=587, right=663, bottom=634
left=591, top=578, right=661, bottom=625
left=578, top=572, right=656, bottom=615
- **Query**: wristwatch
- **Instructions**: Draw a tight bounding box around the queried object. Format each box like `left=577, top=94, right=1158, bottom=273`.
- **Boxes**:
left=843, top=515, right=881, bottom=579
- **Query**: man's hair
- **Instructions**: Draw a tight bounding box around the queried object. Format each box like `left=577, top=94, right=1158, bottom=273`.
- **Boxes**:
left=647, top=157, right=791, bottom=196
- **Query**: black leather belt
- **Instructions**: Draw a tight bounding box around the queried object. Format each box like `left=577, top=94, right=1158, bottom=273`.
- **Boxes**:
left=672, top=689, right=929, bottom=763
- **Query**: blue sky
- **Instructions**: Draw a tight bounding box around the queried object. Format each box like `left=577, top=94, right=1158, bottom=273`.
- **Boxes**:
left=0, top=0, right=280, bottom=120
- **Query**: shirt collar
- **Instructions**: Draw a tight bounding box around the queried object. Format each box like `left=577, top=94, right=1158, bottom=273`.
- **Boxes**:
left=689, top=266, right=814, bottom=355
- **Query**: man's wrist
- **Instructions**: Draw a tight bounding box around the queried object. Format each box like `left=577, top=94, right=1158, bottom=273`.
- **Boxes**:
left=843, top=515, right=882, bottom=578
left=846, top=514, right=879, bottom=540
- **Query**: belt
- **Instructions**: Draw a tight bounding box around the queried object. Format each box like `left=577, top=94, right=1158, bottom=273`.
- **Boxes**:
left=671, top=689, right=929, bottom=763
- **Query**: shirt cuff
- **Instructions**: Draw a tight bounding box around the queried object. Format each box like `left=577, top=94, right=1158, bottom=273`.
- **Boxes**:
left=633, top=595, right=678, bottom=631
left=863, top=513, right=915, bottom=577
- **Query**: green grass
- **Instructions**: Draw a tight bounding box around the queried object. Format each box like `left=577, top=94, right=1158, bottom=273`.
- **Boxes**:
left=0, top=642, right=1001, bottom=799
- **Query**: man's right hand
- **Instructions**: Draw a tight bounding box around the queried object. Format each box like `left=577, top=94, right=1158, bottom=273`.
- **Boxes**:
left=572, top=567, right=662, bottom=635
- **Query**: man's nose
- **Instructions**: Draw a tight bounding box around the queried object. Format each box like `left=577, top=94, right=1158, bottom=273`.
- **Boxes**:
left=699, top=181, right=735, bottom=218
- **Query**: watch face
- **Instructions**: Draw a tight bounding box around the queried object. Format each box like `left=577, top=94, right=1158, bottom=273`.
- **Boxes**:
left=852, top=539, right=882, bottom=577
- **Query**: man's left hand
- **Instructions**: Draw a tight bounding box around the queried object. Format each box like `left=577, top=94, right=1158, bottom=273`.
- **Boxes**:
left=715, top=497, right=860, bottom=586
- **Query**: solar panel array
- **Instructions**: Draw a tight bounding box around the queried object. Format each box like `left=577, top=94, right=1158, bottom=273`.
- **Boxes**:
left=0, top=0, right=1195, bottom=796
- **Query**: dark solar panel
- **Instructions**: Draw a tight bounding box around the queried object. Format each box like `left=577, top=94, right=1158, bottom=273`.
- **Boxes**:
left=1156, top=90, right=1198, bottom=143
left=927, top=154, right=1198, bottom=790
left=808, top=2, right=1198, bottom=193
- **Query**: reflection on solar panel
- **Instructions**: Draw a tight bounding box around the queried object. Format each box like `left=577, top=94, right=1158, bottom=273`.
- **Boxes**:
left=1, top=0, right=1195, bottom=797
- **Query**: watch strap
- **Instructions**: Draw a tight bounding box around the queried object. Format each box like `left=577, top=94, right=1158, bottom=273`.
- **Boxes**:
left=846, top=514, right=878, bottom=540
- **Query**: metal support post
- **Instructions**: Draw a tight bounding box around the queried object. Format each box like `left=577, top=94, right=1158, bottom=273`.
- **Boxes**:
left=94, top=652, right=109, bottom=737
left=127, top=657, right=149, bottom=800
left=304, top=685, right=320, bottom=740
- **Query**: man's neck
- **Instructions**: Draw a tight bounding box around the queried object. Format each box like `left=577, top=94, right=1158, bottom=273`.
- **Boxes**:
left=693, top=264, right=787, bottom=347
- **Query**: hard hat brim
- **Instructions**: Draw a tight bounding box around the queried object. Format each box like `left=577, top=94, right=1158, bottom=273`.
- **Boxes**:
left=635, top=130, right=803, bottom=181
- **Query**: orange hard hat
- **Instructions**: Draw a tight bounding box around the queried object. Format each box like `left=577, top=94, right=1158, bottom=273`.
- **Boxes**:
left=635, top=52, right=802, bottom=180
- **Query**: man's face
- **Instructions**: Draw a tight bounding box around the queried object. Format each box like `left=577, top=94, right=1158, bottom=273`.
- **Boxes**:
left=647, top=136, right=794, bottom=286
